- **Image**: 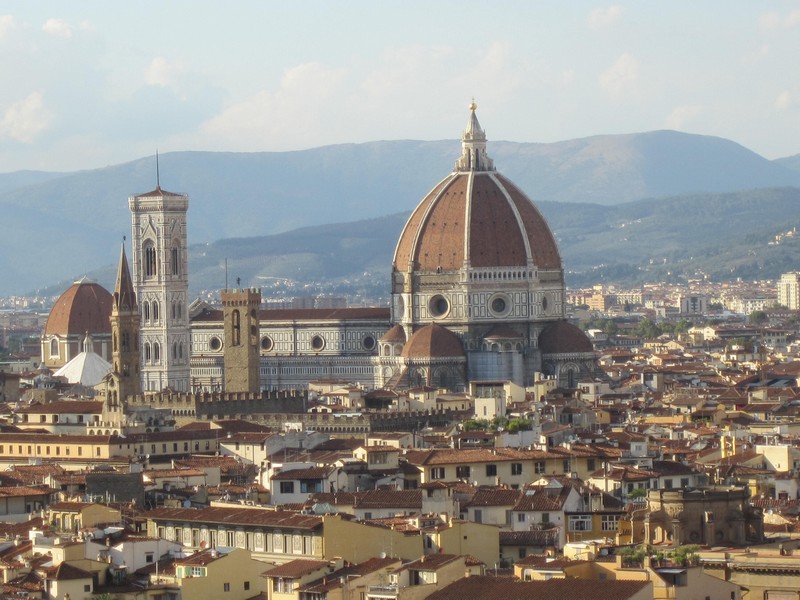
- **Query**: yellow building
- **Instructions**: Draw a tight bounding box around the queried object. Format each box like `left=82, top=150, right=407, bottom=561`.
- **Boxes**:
left=47, top=501, right=122, bottom=533
left=513, top=553, right=741, bottom=600
left=700, top=545, right=800, bottom=600
left=322, top=515, right=422, bottom=564
left=173, top=547, right=266, bottom=600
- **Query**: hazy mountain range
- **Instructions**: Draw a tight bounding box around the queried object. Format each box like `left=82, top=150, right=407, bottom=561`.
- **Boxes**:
left=2, top=130, right=799, bottom=298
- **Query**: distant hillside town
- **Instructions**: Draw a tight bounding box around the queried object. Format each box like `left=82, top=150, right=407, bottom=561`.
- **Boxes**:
left=1, top=106, right=800, bottom=599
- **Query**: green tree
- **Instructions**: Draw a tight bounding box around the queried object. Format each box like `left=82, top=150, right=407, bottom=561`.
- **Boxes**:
left=636, top=318, right=661, bottom=339
left=748, top=310, right=768, bottom=325
left=462, top=419, right=489, bottom=431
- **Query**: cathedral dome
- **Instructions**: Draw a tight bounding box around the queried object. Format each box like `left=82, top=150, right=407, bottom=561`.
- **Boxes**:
left=393, top=104, right=561, bottom=274
left=44, top=277, right=113, bottom=337
left=538, top=321, right=594, bottom=354
left=401, top=323, right=465, bottom=359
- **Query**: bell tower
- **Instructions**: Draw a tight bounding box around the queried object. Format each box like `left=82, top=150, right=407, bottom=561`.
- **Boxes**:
left=222, top=287, right=262, bottom=394
left=129, top=180, right=190, bottom=392
left=110, top=242, right=141, bottom=401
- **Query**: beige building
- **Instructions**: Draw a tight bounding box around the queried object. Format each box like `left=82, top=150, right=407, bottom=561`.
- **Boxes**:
left=172, top=547, right=266, bottom=600
left=644, top=486, right=764, bottom=547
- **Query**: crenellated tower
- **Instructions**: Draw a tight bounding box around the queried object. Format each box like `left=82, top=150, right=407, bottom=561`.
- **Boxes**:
left=222, top=287, right=262, bottom=394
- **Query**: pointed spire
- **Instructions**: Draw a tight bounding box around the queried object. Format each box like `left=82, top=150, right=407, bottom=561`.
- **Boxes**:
left=455, top=99, right=494, bottom=172
left=114, top=240, right=137, bottom=312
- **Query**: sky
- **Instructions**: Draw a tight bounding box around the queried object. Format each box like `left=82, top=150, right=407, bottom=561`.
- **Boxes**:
left=1, top=1, right=800, bottom=173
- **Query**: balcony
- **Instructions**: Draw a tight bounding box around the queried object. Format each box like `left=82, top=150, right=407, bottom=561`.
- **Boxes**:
left=367, top=584, right=399, bottom=599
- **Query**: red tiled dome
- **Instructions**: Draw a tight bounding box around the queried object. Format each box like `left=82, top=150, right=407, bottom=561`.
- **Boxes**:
left=538, top=321, right=594, bottom=354
left=393, top=105, right=561, bottom=277
left=401, top=323, right=465, bottom=359
left=44, top=278, right=113, bottom=336
left=393, top=172, right=561, bottom=273
left=380, top=324, right=407, bottom=343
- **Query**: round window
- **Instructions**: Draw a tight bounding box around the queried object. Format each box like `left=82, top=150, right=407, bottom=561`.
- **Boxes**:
left=260, top=336, right=274, bottom=352
left=311, top=335, right=325, bottom=351
left=209, top=336, right=222, bottom=351
left=491, top=297, right=506, bottom=313
left=362, top=335, right=376, bottom=351
left=428, top=295, right=449, bottom=318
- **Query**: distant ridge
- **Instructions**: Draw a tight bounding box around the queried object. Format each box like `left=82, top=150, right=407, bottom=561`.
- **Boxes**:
left=2, top=130, right=800, bottom=296
left=42, top=187, right=800, bottom=301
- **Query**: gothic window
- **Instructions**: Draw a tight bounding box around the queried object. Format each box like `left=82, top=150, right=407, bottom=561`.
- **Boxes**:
left=172, top=342, right=178, bottom=360
left=153, top=342, right=160, bottom=362
left=50, top=338, right=59, bottom=357
left=232, top=310, right=241, bottom=346
left=144, top=241, right=157, bottom=278
left=171, top=302, right=176, bottom=320
left=179, top=342, right=184, bottom=359
left=144, top=343, right=151, bottom=362
left=121, top=331, right=130, bottom=352
left=152, top=301, right=159, bottom=322
left=171, top=243, right=180, bottom=275
left=177, top=301, right=182, bottom=319
left=143, top=301, right=150, bottom=322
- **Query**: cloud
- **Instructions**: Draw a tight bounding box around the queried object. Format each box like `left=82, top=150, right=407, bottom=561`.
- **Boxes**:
left=41, top=18, right=93, bottom=38
left=42, top=18, right=73, bottom=38
left=774, top=88, right=800, bottom=111
left=0, top=14, right=16, bottom=38
left=588, top=5, right=623, bottom=30
left=599, top=53, right=640, bottom=98
left=198, top=62, right=348, bottom=148
left=145, top=57, right=185, bottom=87
left=0, top=92, right=53, bottom=143
left=665, top=105, right=703, bottom=130
left=759, top=9, right=800, bottom=31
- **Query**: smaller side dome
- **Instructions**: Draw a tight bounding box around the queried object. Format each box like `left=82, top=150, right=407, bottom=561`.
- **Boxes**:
left=401, top=323, right=465, bottom=359
left=380, top=324, right=407, bottom=344
left=538, top=321, right=594, bottom=354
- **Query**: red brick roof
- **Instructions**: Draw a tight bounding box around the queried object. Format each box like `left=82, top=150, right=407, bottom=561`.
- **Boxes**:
left=401, top=323, right=464, bottom=359
left=44, top=279, right=113, bottom=336
left=142, top=507, right=322, bottom=530
left=539, top=321, right=594, bottom=354
left=263, top=559, right=329, bottom=579
left=394, top=171, right=561, bottom=272
left=427, top=575, right=650, bottom=600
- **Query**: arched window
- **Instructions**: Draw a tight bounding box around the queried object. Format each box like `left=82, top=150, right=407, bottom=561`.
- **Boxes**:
left=171, top=243, right=180, bottom=275
left=232, top=309, right=241, bottom=346
left=177, top=301, right=182, bottom=319
left=121, top=331, right=130, bottom=352
left=179, top=342, right=184, bottom=359
left=152, top=301, right=159, bottom=322
left=50, top=338, right=59, bottom=357
left=171, top=302, right=176, bottom=320
left=143, top=301, right=150, bottom=322
left=144, top=241, right=157, bottom=278
left=172, top=342, right=178, bottom=360
left=144, top=343, right=151, bottom=362
left=153, top=342, right=160, bottom=362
